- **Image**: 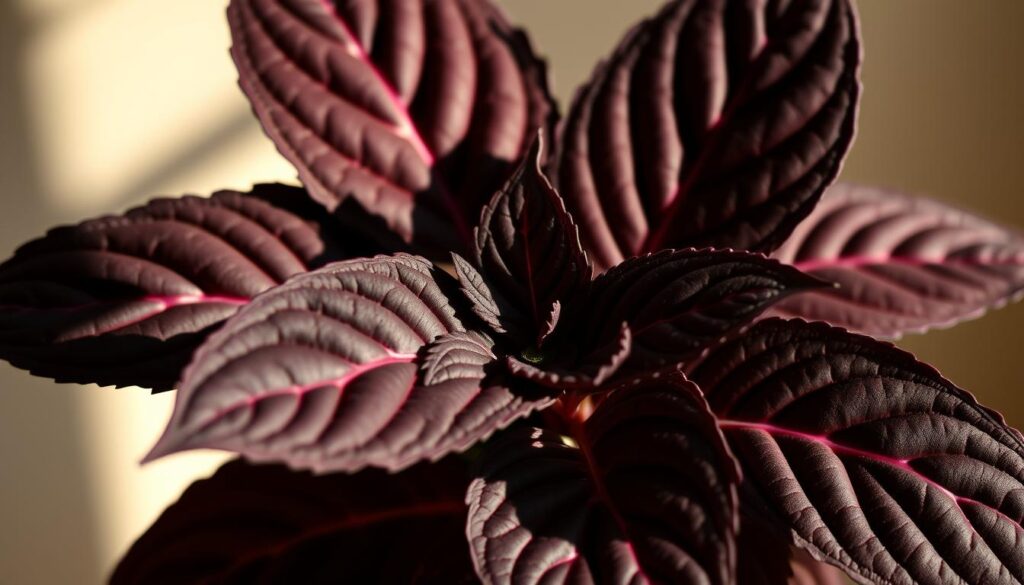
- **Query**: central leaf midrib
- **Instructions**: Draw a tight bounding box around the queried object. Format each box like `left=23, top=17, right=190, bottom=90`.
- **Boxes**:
left=718, top=419, right=1024, bottom=533
left=253, top=0, right=474, bottom=247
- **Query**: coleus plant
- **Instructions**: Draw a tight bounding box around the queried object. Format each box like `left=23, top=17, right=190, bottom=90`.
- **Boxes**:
left=2, top=0, right=1024, bottom=583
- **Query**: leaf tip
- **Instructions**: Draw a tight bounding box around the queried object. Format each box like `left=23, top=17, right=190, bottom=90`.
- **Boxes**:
left=785, top=261, right=838, bottom=292
left=140, top=429, right=186, bottom=465
left=809, top=272, right=840, bottom=291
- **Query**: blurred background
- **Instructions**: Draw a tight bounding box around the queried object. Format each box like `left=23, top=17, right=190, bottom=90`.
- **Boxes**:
left=1, top=1, right=1022, bottom=583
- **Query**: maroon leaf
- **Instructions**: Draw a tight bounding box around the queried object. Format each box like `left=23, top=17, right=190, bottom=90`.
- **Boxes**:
left=770, top=183, right=1024, bottom=337
left=737, top=513, right=847, bottom=585
left=563, top=249, right=823, bottom=379
left=467, top=374, right=740, bottom=584
left=460, top=134, right=590, bottom=345
left=111, top=457, right=476, bottom=584
left=146, top=255, right=554, bottom=473
left=505, top=321, right=632, bottom=391
left=0, top=184, right=350, bottom=391
left=229, top=0, right=557, bottom=255
left=452, top=253, right=505, bottom=333
left=555, top=0, right=861, bottom=272
left=690, top=318, right=1024, bottom=585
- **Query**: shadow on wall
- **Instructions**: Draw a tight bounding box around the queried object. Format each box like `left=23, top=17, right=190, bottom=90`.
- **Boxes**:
left=0, top=2, right=257, bottom=583
left=0, top=2, right=101, bottom=584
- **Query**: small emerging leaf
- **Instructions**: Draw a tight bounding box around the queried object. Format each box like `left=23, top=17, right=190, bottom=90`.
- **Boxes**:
left=505, top=321, right=631, bottom=391
left=0, top=185, right=351, bottom=391
left=691, top=318, right=1024, bottom=585
left=463, top=134, right=591, bottom=345
left=467, top=374, right=740, bottom=585
left=771, top=183, right=1024, bottom=337
left=229, top=0, right=557, bottom=255
left=112, top=457, right=476, bottom=584
left=556, top=0, right=861, bottom=271
left=146, top=255, right=553, bottom=473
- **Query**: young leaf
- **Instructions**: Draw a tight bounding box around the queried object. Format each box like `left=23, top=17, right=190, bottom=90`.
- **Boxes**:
left=505, top=321, right=632, bottom=391
left=459, top=134, right=590, bottom=345
left=690, top=318, right=1024, bottom=585
left=771, top=183, right=1024, bottom=337
left=466, top=374, right=740, bottom=585
left=111, top=457, right=476, bottom=584
left=229, top=0, right=557, bottom=255
left=146, top=255, right=554, bottom=473
left=562, top=249, right=823, bottom=379
left=0, top=185, right=350, bottom=391
left=556, top=0, right=861, bottom=271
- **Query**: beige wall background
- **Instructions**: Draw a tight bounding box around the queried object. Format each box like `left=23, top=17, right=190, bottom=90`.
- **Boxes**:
left=1, top=1, right=1022, bottom=583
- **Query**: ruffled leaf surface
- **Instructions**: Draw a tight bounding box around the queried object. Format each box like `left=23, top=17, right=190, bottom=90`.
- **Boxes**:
left=0, top=184, right=348, bottom=391
left=229, top=0, right=556, bottom=255
left=556, top=0, right=861, bottom=271
left=771, top=183, right=1024, bottom=337
left=111, top=457, right=476, bottom=584
left=146, top=255, right=553, bottom=473
left=465, top=135, right=590, bottom=345
left=467, top=374, right=740, bottom=584
left=691, top=318, right=1024, bottom=585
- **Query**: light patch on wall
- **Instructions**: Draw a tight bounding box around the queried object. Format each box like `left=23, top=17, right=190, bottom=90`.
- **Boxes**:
left=76, top=389, right=229, bottom=576
left=23, top=0, right=250, bottom=213
left=123, top=117, right=301, bottom=204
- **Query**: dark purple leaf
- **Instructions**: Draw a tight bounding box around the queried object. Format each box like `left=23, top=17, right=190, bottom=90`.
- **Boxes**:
left=460, top=134, right=590, bottom=345
left=690, top=318, right=1024, bottom=585
left=505, top=321, right=631, bottom=391
left=452, top=253, right=505, bottom=333
left=112, top=457, right=476, bottom=584
left=467, top=374, right=740, bottom=585
left=737, top=513, right=847, bottom=585
left=0, top=184, right=349, bottom=391
left=770, top=183, right=1024, bottom=337
left=145, top=255, right=554, bottom=473
left=555, top=0, right=861, bottom=272
left=561, top=249, right=823, bottom=380
left=229, top=0, right=557, bottom=255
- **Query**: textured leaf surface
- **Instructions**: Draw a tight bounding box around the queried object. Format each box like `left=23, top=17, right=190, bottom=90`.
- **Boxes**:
left=467, top=375, right=740, bottom=585
left=565, top=249, right=822, bottom=378
left=771, top=183, right=1024, bottom=337
left=556, top=0, right=860, bottom=271
left=0, top=184, right=347, bottom=391
left=112, top=457, right=476, bottom=584
left=147, top=255, right=552, bottom=472
left=691, top=318, right=1024, bottom=585
left=229, top=0, right=556, bottom=254
left=462, top=136, right=590, bottom=344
